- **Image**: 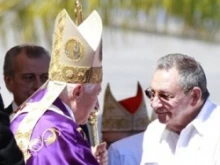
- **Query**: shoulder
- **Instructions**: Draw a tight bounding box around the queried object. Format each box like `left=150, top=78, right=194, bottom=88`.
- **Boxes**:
left=109, top=132, right=144, bottom=155
left=108, top=133, right=144, bottom=165
left=31, top=108, right=78, bottom=135
left=201, top=100, right=220, bottom=127
left=0, top=118, right=24, bottom=165
left=18, top=110, right=90, bottom=156
left=112, top=132, right=144, bottom=148
left=11, top=107, right=78, bottom=140
left=0, top=111, right=10, bottom=126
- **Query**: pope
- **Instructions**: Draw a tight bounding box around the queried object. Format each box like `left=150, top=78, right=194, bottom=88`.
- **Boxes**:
left=10, top=2, right=107, bottom=165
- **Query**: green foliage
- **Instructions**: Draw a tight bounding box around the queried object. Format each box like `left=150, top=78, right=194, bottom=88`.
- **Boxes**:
left=0, top=0, right=220, bottom=45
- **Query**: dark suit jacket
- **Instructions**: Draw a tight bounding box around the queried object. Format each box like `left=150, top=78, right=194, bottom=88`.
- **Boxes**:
left=3, top=104, right=13, bottom=117
left=0, top=96, right=24, bottom=165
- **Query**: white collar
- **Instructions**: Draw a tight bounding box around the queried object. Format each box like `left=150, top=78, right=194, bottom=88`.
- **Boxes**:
left=12, top=101, right=18, bottom=112
left=159, top=98, right=215, bottom=141
left=62, top=101, right=76, bottom=122
left=189, top=98, right=216, bottom=136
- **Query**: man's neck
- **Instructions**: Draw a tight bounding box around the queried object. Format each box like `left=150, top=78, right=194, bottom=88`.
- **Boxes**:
left=167, top=99, right=206, bottom=134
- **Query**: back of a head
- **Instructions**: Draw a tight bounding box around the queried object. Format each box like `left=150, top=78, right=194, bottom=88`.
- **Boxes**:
left=3, top=44, right=50, bottom=77
left=156, top=53, right=209, bottom=100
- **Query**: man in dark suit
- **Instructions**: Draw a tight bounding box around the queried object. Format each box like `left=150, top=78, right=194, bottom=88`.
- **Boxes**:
left=3, top=44, right=50, bottom=118
left=0, top=92, right=24, bottom=165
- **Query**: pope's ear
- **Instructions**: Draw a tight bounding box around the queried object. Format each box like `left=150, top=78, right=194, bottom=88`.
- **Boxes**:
left=71, top=84, right=83, bottom=100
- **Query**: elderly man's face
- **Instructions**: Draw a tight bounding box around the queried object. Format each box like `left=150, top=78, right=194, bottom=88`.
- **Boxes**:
left=148, top=68, right=194, bottom=133
left=74, top=83, right=102, bottom=125
left=4, top=52, right=50, bottom=106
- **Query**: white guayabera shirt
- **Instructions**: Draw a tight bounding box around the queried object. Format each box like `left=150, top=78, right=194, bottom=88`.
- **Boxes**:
left=140, top=99, right=220, bottom=165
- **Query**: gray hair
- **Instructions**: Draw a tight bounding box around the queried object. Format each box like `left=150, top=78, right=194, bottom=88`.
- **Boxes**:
left=156, top=53, right=209, bottom=100
left=59, top=83, right=98, bottom=105
left=66, top=83, right=97, bottom=94
left=3, top=44, right=50, bottom=76
left=60, top=83, right=97, bottom=98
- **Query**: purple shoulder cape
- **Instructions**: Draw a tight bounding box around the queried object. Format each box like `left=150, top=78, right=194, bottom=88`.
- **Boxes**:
left=11, top=89, right=99, bottom=165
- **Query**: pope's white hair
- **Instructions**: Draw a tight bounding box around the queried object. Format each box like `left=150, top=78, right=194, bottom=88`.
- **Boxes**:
left=60, top=83, right=96, bottom=100
left=67, top=83, right=96, bottom=93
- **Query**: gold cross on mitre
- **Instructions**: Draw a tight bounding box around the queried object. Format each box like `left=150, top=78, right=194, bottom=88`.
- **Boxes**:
left=74, top=0, right=83, bottom=25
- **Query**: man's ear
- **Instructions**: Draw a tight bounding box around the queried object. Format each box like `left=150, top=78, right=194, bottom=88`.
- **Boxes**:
left=71, top=84, right=83, bottom=102
left=191, top=87, right=201, bottom=106
left=4, top=75, right=13, bottom=92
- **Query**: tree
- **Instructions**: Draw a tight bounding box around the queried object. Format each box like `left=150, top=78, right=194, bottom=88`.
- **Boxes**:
left=0, top=0, right=220, bottom=46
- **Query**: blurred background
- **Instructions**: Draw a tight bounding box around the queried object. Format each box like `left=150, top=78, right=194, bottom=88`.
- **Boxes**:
left=0, top=0, right=220, bottom=119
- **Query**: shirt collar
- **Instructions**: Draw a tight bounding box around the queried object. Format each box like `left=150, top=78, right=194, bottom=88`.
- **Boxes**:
left=12, top=101, right=18, bottom=112
left=159, top=98, right=216, bottom=141
left=189, top=98, right=216, bottom=136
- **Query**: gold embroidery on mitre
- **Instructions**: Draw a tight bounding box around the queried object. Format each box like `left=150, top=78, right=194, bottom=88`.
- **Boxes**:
left=102, top=83, right=150, bottom=132
left=49, top=9, right=103, bottom=84
left=102, top=118, right=132, bottom=130
left=50, top=66, right=102, bottom=83
left=65, top=38, right=84, bottom=62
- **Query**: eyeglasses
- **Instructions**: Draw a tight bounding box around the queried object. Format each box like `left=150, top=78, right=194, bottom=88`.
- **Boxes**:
left=145, top=88, right=152, bottom=99
left=144, top=88, right=174, bottom=101
left=145, top=86, right=195, bottom=102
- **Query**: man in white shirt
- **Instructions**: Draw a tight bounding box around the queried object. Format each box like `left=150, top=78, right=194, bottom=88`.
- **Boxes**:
left=141, top=53, right=220, bottom=165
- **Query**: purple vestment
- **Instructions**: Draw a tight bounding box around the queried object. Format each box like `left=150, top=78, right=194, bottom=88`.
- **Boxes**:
left=10, top=89, right=99, bottom=165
